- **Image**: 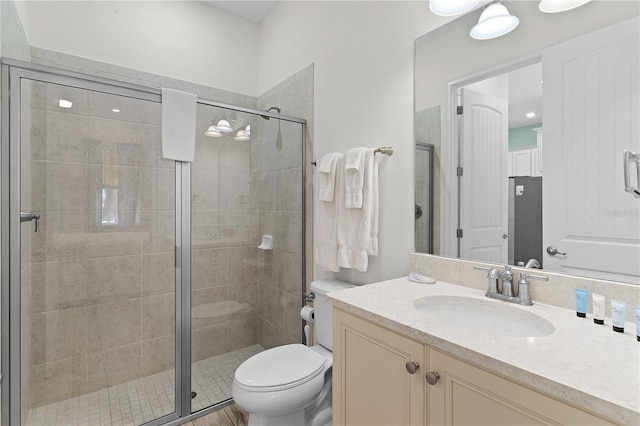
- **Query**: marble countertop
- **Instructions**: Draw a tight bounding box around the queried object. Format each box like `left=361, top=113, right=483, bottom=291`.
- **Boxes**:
left=327, top=278, right=640, bottom=425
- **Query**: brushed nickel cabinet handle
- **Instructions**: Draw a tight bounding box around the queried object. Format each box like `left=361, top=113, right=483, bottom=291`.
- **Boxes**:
left=425, top=371, right=440, bottom=385
left=405, top=361, right=420, bottom=374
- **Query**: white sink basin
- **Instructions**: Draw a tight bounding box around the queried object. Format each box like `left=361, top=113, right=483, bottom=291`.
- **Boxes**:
left=413, top=296, right=555, bottom=338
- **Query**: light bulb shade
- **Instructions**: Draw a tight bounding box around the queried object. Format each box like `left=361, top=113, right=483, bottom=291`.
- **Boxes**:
left=205, top=125, right=223, bottom=137
left=244, top=125, right=251, bottom=136
left=538, top=0, right=591, bottom=13
left=215, top=119, right=233, bottom=133
left=234, top=130, right=250, bottom=141
left=470, top=2, right=519, bottom=40
left=430, top=0, right=479, bottom=16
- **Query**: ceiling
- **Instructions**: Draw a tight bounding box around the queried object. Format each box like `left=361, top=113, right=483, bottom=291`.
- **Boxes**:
left=201, top=1, right=278, bottom=24
left=508, top=62, right=543, bottom=129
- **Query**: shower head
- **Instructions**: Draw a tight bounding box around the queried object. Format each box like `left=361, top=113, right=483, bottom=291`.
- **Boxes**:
left=260, top=106, right=281, bottom=120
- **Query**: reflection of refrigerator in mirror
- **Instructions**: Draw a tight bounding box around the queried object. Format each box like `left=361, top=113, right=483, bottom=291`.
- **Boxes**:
left=508, top=176, right=543, bottom=268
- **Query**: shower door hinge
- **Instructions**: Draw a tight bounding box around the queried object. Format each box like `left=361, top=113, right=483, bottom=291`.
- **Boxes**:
left=457, top=166, right=464, bottom=177
left=457, top=228, right=463, bottom=238
left=457, top=106, right=463, bottom=115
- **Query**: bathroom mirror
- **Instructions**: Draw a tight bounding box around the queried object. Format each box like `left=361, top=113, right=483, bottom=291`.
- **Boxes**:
left=414, top=1, right=640, bottom=284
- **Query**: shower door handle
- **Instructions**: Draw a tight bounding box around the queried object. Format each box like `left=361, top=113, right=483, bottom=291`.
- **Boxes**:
left=623, top=149, right=640, bottom=198
left=20, top=211, right=40, bottom=232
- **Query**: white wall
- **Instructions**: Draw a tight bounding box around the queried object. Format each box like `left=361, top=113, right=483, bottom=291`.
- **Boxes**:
left=258, top=1, right=445, bottom=283
left=26, top=1, right=259, bottom=96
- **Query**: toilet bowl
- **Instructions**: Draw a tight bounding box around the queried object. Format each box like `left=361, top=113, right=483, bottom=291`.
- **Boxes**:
left=232, top=280, right=353, bottom=426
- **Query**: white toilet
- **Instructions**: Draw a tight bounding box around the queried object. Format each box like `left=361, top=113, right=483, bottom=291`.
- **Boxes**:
left=232, top=280, right=353, bottom=426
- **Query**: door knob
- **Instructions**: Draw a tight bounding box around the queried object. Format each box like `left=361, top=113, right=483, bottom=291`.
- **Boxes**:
left=502, top=233, right=509, bottom=239
left=405, top=361, right=420, bottom=374
left=425, top=371, right=440, bottom=385
left=546, top=246, right=566, bottom=256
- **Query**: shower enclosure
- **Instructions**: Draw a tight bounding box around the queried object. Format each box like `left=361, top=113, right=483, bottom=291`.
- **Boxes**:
left=1, top=60, right=306, bottom=426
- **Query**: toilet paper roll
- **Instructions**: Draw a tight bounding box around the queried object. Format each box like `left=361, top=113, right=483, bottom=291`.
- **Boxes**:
left=300, top=306, right=315, bottom=323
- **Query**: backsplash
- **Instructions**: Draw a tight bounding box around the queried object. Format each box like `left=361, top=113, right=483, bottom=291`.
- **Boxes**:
left=411, top=254, right=640, bottom=323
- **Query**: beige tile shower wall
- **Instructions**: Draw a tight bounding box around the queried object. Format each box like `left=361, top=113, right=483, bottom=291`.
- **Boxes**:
left=27, top=84, right=177, bottom=408
left=255, top=65, right=313, bottom=349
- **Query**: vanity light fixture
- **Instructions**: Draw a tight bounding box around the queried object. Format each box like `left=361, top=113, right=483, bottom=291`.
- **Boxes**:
left=234, top=125, right=251, bottom=141
left=58, top=99, right=73, bottom=108
left=429, top=0, right=479, bottom=16
left=538, top=0, right=592, bottom=13
left=205, top=125, right=223, bottom=138
left=470, top=1, right=519, bottom=40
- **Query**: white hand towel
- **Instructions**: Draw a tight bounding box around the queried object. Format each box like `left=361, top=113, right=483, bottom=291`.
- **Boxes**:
left=317, top=153, right=341, bottom=202
left=161, top=88, right=197, bottom=162
left=368, top=153, right=379, bottom=256
left=337, top=149, right=374, bottom=271
left=314, top=155, right=343, bottom=272
left=344, top=147, right=368, bottom=208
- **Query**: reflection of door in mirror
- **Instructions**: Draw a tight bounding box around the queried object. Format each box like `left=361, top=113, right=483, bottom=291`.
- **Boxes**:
left=543, top=17, right=640, bottom=283
left=415, top=142, right=434, bottom=254
left=458, top=88, right=509, bottom=263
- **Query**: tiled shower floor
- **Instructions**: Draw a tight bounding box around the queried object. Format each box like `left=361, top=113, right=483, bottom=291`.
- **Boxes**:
left=26, top=344, right=263, bottom=426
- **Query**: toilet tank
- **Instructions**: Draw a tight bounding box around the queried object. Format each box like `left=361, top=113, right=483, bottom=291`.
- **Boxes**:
left=310, top=279, right=354, bottom=351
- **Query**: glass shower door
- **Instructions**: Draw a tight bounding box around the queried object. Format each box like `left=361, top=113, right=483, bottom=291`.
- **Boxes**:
left=16, top=77, right=177, bottom=425
left=189, top=103, right=305, bottom=413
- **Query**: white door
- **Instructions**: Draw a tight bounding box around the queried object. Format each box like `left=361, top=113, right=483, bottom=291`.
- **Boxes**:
left=543, top=17, right=640, bottom=283
left=460, top=88, right=509, bottom=263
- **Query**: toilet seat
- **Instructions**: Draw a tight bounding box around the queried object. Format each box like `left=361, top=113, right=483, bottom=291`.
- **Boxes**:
left=234, top=344, right=326, bottom=392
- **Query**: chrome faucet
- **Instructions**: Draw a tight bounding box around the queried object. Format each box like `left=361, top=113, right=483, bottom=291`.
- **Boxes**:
left=474, top=265, right=548, bottom=306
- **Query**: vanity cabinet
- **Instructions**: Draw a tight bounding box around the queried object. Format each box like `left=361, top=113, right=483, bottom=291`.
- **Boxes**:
left=333, top=308, right=615, bottom=426
left=332, top=308, right=426, bottom=426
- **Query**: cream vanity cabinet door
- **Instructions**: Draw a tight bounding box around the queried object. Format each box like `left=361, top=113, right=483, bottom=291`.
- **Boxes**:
left=427, top=347, right=615, bottom=425
left=333, top=308, right=426, bottom=426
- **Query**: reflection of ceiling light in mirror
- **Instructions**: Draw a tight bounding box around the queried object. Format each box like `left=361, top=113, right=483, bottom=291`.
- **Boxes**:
left=215, top=119, right=233, bottom=133
left=58, top=99, right=73, bottom=108
left=234, top=125, right=251, bottom=141
left=539, top=0, right=592, bottom=13
left=112, top=109, right=120, bottom=113
left=429, top=0, right=479, bottom=16
left=234, top=130, right=250, bottom=141
left=526, top=112, right=536, bottom=118
left=205, top=125, right=223, bottom=138
left=470, top=2, right=519, bottom=40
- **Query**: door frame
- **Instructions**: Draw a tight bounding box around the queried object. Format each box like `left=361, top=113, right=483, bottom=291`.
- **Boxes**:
left=442, top=53, right=541, bottom=258
left=0, top=58, right=307, bottom=426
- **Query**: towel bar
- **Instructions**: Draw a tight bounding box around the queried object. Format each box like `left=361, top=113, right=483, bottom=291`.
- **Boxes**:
left=312, top=146, right=393, bottom=166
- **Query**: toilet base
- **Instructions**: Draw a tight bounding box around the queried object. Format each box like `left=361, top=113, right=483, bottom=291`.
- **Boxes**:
left=247, top=410, right=305, bottom=426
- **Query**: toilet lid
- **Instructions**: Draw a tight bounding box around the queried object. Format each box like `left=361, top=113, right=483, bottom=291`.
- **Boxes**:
left=235, top=344, right=326, bottom=389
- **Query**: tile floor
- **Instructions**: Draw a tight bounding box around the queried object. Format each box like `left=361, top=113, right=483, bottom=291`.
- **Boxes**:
left=25, top=345, right=262, bottom=426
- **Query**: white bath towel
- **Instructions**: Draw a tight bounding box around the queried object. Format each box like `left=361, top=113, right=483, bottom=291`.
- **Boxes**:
left=317, top=153, right=341, bottom=202
left=337, top=148, right=376, bottom=271
left=314, top=155, right=343, bottom=272
left=343, top=147, right=368, bottom=208
left=161, top=88, right=197, bottom=162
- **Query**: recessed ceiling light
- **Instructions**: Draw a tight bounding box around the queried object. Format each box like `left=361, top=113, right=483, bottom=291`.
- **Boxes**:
left=112, top=108, right=121, bottom=113
left=58, top=99, right=73, bottom=109
left=526, top=112, right=536, bottom=118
